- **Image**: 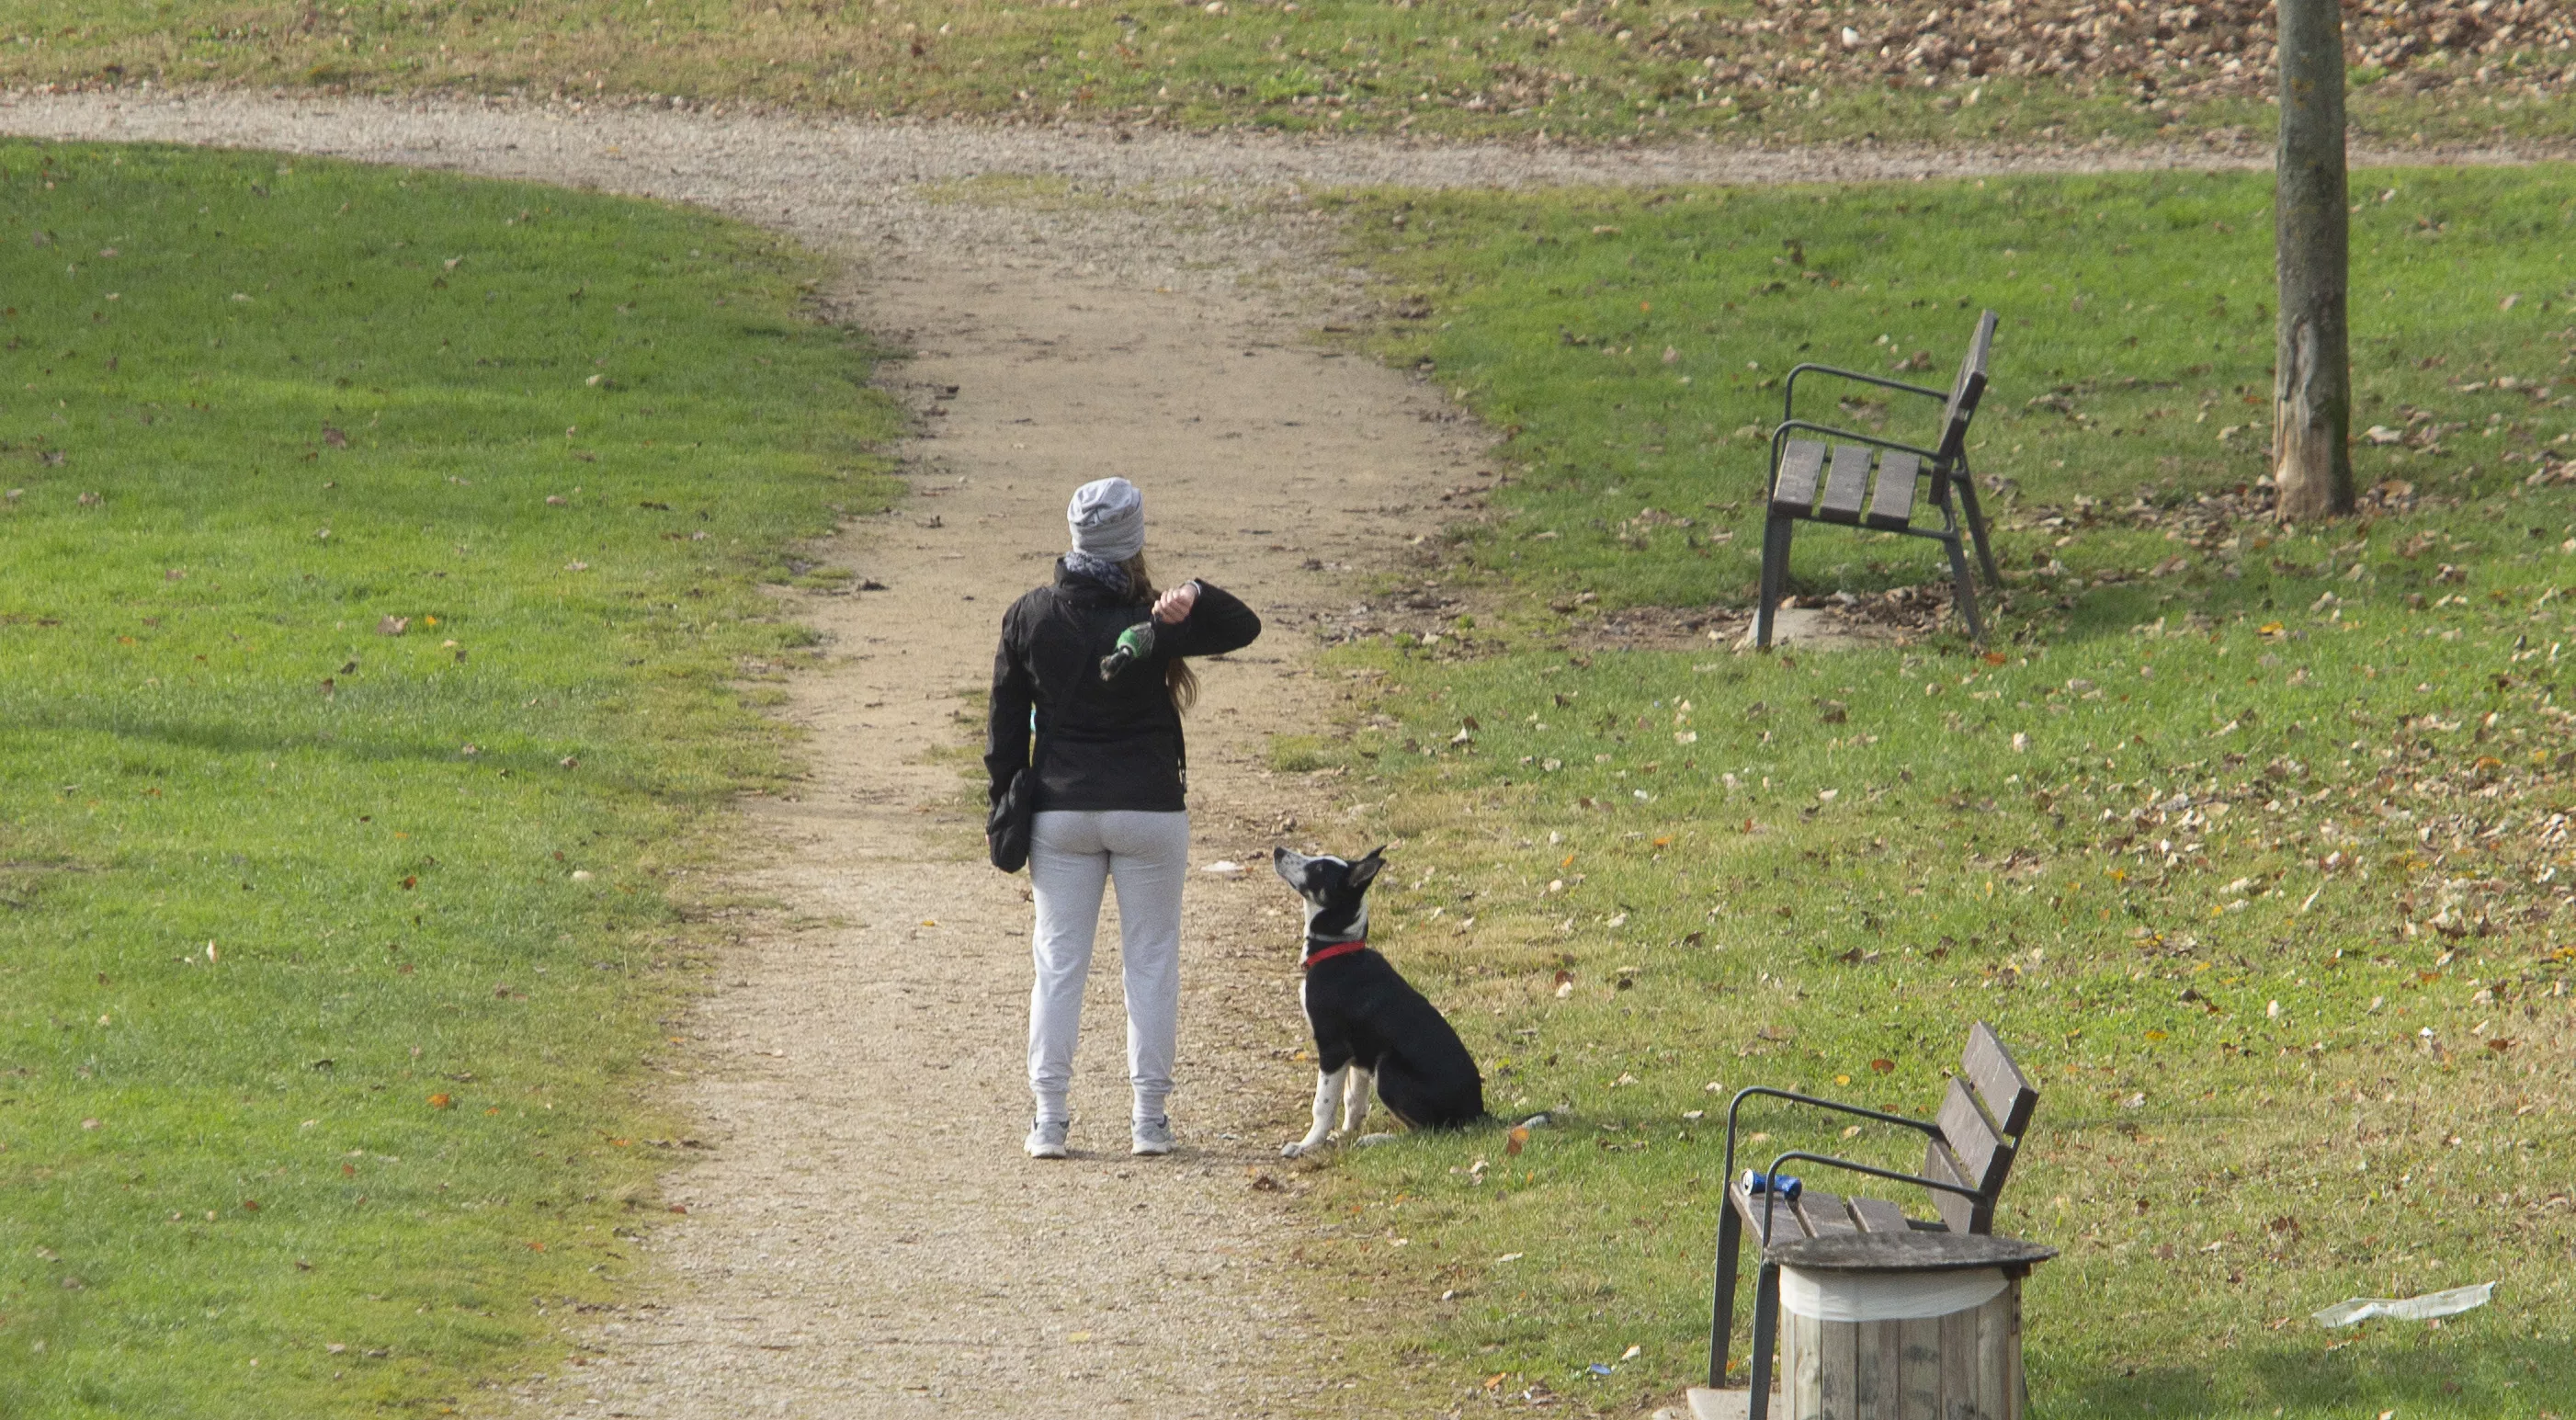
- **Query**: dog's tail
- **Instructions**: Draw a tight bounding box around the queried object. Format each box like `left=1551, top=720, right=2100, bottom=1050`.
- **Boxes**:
left=1463, top=1111, right=1552, bottom=1132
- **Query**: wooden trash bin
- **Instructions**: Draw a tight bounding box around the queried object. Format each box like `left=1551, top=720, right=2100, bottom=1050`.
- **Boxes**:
left=1696, top=1232, right=2054, bottom=1420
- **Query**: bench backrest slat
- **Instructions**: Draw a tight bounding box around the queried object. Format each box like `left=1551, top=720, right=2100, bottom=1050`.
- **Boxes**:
left=1934, top=310, right=2000, bottom=465
left=1921, top=1134, right=1989, bottom=1233
left=1935, top=1075, right=2013, bottom=1192
left=1960, top=1020, right=2038, bottom=1138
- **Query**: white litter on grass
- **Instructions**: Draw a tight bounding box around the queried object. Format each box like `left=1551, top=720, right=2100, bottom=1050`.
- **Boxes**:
left=1199, top=859, right=1245, bottom=878
left=2313, top=1281, right=2495, bottom=1327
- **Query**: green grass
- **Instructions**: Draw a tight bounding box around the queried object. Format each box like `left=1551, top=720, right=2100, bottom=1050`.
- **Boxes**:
left=0, top=141, right=897, bottom=1415
left=7, top=0, right=2570, bottom=149
left=1285, top=168, right=2576, bottom=1416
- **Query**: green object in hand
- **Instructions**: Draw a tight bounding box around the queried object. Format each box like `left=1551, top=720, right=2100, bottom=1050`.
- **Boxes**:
left=1099, top=619, right=1158, bottom=681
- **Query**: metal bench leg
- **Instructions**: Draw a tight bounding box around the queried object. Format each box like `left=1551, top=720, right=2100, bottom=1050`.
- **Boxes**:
left=1756, top=513, right=1795, bottom=649
left=1708, top=1203, right=1743, bottom=1387
left=1945, top=532, right=1986, bottom=644
left=1746, top=1261, right=1781, bottom=1420
left=1955, top=472, right=2003, bottom=585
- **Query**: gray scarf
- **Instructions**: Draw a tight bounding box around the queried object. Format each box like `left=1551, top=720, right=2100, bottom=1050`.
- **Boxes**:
left=1061, top=551, right=1131, bottom=598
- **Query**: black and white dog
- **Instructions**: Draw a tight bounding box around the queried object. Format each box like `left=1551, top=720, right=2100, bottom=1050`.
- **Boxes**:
left=1273, top=846, right=1485, bottom=1156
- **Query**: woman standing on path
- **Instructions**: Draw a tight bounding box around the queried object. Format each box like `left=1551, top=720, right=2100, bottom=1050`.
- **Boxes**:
left=986, top=477, right=1262, bottom=1159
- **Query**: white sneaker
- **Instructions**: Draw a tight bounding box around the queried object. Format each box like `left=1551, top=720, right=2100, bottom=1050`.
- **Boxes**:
left=1026, top=1119, right=1070, bottom=1160
left=1130, top=1117, right=1175, bottom=1156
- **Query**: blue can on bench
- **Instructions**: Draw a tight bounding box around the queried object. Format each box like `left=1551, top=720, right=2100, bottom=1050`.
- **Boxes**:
left=1739, top=1169, right=1803, bottom=1202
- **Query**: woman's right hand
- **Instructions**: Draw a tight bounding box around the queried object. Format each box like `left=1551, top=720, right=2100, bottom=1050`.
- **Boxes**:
left=1152, top=580, right=1200, bottom=625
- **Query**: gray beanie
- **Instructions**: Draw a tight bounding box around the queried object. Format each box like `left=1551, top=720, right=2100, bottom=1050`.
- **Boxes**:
left=1067, top=477, right=1146, bottom=562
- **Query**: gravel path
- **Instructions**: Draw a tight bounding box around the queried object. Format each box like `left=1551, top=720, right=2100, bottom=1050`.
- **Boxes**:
left=482, top=270, right=1487, bottom=1416
left=2, top=90, right=2559, bottom=1418
left=0, top=92, right=2559, bottom=290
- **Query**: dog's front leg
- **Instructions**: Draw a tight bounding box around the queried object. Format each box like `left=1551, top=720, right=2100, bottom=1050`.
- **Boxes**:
left=1281, top=1066, right=1345, bottom=1157
left=1340, top=1066, right=1375, bottom=1138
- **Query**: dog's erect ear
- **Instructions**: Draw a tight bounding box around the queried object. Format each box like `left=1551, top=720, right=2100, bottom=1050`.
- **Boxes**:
left=1347, top=846, right=1387, bottom=891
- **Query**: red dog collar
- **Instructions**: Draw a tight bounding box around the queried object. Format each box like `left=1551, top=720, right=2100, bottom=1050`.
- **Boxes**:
left=1301, top=940, right=1367, bottom=971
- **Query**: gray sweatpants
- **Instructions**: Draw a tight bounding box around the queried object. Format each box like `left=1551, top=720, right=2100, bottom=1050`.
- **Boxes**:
left=1027, top=809, right=1189, bottom=1126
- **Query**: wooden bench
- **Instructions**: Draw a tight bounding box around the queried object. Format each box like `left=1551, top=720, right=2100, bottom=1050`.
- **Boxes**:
left=1756, top=311, right=2003, bottom=648
left=1705, top=1021, right=2038, bottom=1420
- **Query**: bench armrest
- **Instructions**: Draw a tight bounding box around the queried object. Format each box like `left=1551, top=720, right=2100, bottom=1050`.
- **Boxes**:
left=1783, top=363, right=1949, bottom=426
left=1722, top=1085, right=1937, bottom=1186
left=1747, top=1149, right=1990, bottom=1239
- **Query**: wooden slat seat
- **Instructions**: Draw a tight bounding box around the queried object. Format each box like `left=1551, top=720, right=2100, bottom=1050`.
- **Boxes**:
left=1817, top=443, right=1872, bottom=525
left=1865, top=450, right=1920, bottom=531
left=1845, top=1195, right=1916, bottom=1236
left=1728, top=1183, right=1919, bottom=1245
left=1770, top=439, right=1828, bottom=514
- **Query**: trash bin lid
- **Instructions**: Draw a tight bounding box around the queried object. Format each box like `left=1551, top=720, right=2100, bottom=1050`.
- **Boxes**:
left=1764, top=1231, right=2057, bottom=1274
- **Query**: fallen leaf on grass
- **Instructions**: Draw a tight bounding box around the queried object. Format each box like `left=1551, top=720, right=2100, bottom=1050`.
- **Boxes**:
left=1505, top=1127, right=1530, bottom=1157
left=427, top=1094, right=453, bottom=1109
left=1869, top=1058, right=1895, bottom=1074
left=377, top=616, right=408, bottom=636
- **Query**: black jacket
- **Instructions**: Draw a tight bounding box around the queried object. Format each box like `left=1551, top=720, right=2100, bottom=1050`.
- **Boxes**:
left=985, top=564, right=1262, bottom=814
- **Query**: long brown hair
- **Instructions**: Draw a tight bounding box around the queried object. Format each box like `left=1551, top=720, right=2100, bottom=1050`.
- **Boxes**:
left=1123, top=553, right=1199, bottom=713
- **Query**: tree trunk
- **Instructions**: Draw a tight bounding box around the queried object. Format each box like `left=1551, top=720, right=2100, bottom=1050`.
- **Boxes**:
left=2273, top=0, right=2354, bottom=522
